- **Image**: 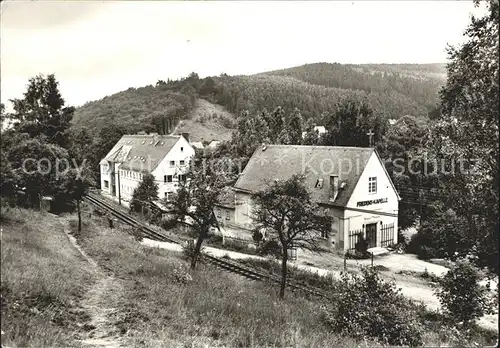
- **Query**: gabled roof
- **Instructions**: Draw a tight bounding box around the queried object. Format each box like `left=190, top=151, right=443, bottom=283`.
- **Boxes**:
left=233, top=145, right=376, bottom=207
left=190, top=141, right=205, bottom=149
left=208, top=140, right=221, bottom=148
left=101, top=134, right=183, bottom=172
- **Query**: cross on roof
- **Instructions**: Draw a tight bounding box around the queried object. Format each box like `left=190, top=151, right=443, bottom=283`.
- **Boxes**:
left=366, top=129, right=375, bottom=147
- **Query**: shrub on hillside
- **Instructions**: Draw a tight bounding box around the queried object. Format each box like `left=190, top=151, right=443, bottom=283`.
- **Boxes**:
left=435, top=259, right=495, bottom=329
left=345, top=249, right=371, bottom=260
left=322, top=267, right=423, bottom=346
left=407, top=209, right=472, bottom=260
left=257, top=239, right=282, bottom=259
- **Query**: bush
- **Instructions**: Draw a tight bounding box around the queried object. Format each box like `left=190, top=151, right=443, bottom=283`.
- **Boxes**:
left=252, top=229, right=263, bottom=244
left=345, top=249, right=371, bottom=260
left=435, top=259, right=494, bottom=329
left=257, top=239, right=282, bottom=259
left=322, top=267, right=423, bottom=346
left=354, top=234, right=368, bottom=254
left=416, top=245, right=438, bottom=260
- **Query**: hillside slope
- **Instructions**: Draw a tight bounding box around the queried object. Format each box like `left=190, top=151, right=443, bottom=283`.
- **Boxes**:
left=0, top=208, right=98, bottom=348
left=173, top=99, right=235, bottom=142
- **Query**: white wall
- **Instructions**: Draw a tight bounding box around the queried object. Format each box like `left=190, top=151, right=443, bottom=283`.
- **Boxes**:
left=100, top=162, right=112, bottom=193
left=343, top=152, right=399, bottom=248
left=116, top=169, right=143, bottom=201
left=234, top=191, right=254, bottom=229
left=109, top=136, right=195, bottom=203
left=152, top=136, right=195, bottom=200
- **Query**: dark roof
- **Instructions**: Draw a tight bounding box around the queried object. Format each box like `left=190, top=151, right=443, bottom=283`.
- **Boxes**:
left=233, top=145, right=375, bottom=207
left=102, top=134, right=181, bottom=172
left=215, top=186, right=235, bottom=209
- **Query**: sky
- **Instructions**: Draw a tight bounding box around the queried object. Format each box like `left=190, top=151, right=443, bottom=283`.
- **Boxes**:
left=0, top=0, right=487, bottom=111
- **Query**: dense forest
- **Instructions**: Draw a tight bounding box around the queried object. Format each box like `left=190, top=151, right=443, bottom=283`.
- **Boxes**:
left=71, top=63, right=446, bottom=137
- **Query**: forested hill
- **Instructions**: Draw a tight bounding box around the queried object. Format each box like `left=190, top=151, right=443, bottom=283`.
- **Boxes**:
left=72, top=62, right=446, bottom=137
left=256, top=63, right=446, bottom=116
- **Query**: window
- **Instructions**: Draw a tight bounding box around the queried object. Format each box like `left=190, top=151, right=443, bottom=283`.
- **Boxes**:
left=369, top=177, right=377, bottom=194
left=104, top=180, right=109, bottom=189
left=315, top=178, right=324, bottom=188
left=216, top=209, right=221, bottom=218
left=167, top=175, right=173, bottom=183
left=169, top=161, right=175, bottom=167
left=178, top=174, right=187, bottom=182
left=164, top=175, right=167, bottom=183
left=180, top=160, right=185, bottom=166
left=181, top=147, right=184, bottom=152
left=225, top=210, right=230, bottom=220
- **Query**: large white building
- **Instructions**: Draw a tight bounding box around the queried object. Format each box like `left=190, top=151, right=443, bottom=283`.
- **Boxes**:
left=99, top=133, right=195, bottom=203
left=231, top=145, right=400, bottom=251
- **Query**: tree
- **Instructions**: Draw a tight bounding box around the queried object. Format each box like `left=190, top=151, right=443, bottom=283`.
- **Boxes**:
left=130, top=173, right=159, bottom=214
left=320, top=99, right=385, bottom=147
left=285, top=108, right=303, bottom=145
left=433, top=0, right=499, bottom=274
left=265, top=106, right=285, bottom=143
left=0, top=146, right=19, bottom=198
left=324, top=267, right=423, bottom=346
left=408, top=208, right=472, bottom=260
left=64, top=165, right=95, bottom=232
left=7, top=138, right=69, bottom=206
left=251, top=174, right=332, bottom=298
left=378, top=115, right=433, bottom=230
left=435, top=260, right=494, bottom=330
left=302, top=118, right=321, bottom=146
left=0, top=103, right=14, bottom=130
left=9, top=74, right=74, bottom=148
left=167, top=151, right=234, bottom=269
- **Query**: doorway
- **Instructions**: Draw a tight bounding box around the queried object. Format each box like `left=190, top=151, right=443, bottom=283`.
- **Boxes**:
left=365, top=223, right=377, bottom=248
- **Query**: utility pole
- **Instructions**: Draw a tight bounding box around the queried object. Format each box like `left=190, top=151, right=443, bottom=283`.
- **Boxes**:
left=367, top=129, right=375, bottom=147
left=117, top=165, right=121, bottom=205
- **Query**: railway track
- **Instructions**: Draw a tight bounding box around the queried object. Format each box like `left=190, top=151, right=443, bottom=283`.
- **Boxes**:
left=84, top=193, right=333, bottom=301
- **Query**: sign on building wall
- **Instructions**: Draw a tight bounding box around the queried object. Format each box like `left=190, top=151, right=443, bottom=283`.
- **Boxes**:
left=356, top=198, right=388, bottom=207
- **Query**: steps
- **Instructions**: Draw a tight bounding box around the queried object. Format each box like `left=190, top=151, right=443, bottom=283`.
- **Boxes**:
left=367, top=246, right=389, bottom=256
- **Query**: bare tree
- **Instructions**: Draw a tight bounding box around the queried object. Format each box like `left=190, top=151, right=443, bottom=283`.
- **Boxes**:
left=166, top=152, right=235, bottom=269
left=251, top=174, right=332, bottom=298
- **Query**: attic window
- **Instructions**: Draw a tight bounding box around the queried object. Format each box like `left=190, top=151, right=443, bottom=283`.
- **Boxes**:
left=315, top=179, right=324, bottom=189
left=181, top=147, right=184, bottom=151
left=149, top=141, right=153, bottom=145
left=160, top=142, right=164, bottom=145
left=141, top=141, right=145, bottom=144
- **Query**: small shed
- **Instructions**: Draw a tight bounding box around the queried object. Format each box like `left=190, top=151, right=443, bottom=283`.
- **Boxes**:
left=40, top=196, right=54, bottom=212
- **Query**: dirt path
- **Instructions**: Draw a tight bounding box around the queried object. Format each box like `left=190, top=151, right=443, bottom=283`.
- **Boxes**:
left=60, top=219, right=127, bottom=348
left=79, top=276, right=126, bottom=348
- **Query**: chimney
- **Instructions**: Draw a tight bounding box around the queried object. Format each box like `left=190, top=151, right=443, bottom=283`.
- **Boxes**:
left=182, top=132, right=190, bottom=142
left=330, top=175, right=339, bottom=201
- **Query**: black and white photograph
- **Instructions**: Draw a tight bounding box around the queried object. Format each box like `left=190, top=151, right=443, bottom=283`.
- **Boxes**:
left=0, top=0, right=498, bottom=347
